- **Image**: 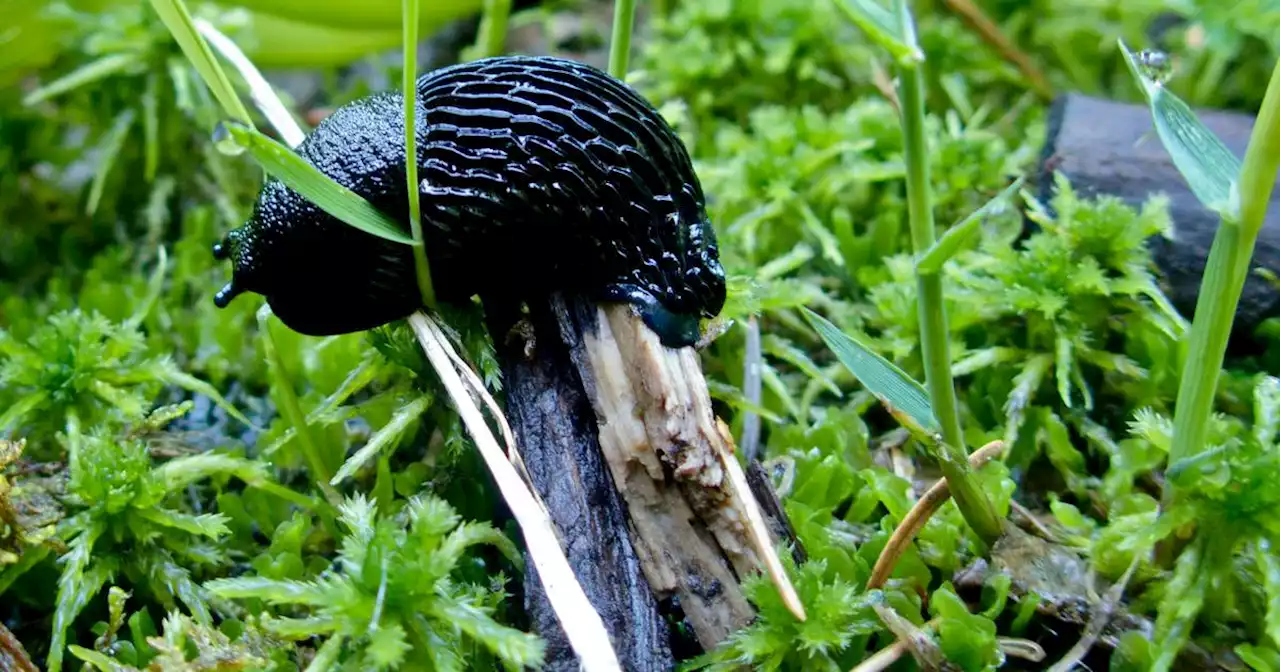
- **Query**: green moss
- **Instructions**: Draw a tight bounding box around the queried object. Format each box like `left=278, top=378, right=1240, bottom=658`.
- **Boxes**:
left=3, top=0, right=1280, bottom=669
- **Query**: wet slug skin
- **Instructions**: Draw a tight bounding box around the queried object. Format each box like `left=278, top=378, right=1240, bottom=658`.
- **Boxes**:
left=212, top=55, right=726, bottom=348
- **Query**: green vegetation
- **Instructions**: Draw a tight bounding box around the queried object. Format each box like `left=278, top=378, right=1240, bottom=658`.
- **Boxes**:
left=3, top=0, right=1280, bottom=670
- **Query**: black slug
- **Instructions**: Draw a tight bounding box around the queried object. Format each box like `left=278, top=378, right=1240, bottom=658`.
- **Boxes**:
left=212, top=55, right=726, bottom=348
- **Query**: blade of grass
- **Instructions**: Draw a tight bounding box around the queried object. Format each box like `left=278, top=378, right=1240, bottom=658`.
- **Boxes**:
left=1119, top=45, right=1280, bottom=471
left=895, top=0, right=1001, bottom=546
left=608, top=0, right=637, bottom=79
left=215, top=121, right=419, bottom=246
left=257, top=306, right=341, bottom=506
left=195, top=18, right=305, bottom=147
left=404, top=0, right=437, bottom=309
left=917, top=177, right=1024, bottom=275
left=86, top=110, right=136, bottom=217
left=801, top=307, right=937, bottom=432
left=472, top=0, right=512, bottom=59
left=1119, top=40, right=1242, bottom=219
left=834, top=0, right=1003, bottom=546
left=830, top=0, right=921, bottom=65
left=146, top=0, right=253, bottom=126
left=22, top=52, right=140, bottom=106
left=408, top=311, right=622, bottom=672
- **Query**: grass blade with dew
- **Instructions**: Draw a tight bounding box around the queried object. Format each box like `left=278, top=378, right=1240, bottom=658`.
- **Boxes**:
left=404, top=0, right=438, bottom=308
left=917, top=176, right=1024, bottom=275
left=801, top=307, right=938, bottom=433
left=1119, top=40, right=1242, bottom=220
left=146, top=0, right=253, bottom=126
left=195, top=18, right=305, bottom=147
left=213, top=121, right=419, bottom=246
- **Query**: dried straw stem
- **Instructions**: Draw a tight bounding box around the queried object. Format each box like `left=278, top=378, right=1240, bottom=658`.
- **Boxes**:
left=867, top=439, right=1005, bottom=590
left=410, top=312, right=621, bottom=671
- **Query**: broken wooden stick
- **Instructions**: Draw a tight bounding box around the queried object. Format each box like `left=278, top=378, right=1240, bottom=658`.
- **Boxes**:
left=409, top=311, right=622, bottom=671
left=490, top=300, right=675, bottom=671
left=555, top=298, right=805, bottom=643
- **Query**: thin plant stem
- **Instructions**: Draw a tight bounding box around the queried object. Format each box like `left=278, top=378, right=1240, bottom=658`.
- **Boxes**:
left=1169, top=60, right=1280, bottom=468
left=939, top=0, right=1052, bottom=100
left=740, top=316, right=763, bottom=462
left=403, top=0, right=437, bottom=309
left=475, top=0, right=512, bottom=59
left=608, top=0, right=638, bottom=79
left=897, top=27, right=1002, bottom=545
left=867, top=440, right=1004, bottom=589
left=258, top=307, right=340, bottom=505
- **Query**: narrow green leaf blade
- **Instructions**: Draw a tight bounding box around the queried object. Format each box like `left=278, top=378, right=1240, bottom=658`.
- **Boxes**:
left=218, top=122, right=420, bottom=246
left=23, top=52, right=140, bottom=106
left=86, top=109, right=136, bottom=217
left=918, top=177, right=1024, bottom=274
left=331, top=394, right=432, bottom=485
left=830, top=0, right=921, bottom=64
left=1119, top=40, right=1242, bottom=219
left=801, top=307, right=938, bottom=432
left=146, top=0, right=253, bottom=126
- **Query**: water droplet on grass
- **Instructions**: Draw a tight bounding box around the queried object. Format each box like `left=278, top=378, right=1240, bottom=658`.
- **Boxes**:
left=212, top=120, right=247, bottom=156
left=1137, top=49, right=1173, bottom=84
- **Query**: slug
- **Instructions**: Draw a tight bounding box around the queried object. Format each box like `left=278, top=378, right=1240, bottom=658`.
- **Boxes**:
left=212, top=55, right=726, bottom=348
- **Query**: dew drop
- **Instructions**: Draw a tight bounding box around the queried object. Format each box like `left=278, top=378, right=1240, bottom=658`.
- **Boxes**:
left=212, top=120, right=247, bottom=156
left=1136, top=49, right=1173, bottom=84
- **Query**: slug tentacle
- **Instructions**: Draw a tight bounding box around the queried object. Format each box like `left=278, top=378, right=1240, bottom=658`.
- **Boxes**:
left=213, top=55, right=725, bottom=347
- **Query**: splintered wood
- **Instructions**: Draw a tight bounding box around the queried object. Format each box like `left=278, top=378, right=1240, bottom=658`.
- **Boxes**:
left=563, top=303, right=805, bottom=648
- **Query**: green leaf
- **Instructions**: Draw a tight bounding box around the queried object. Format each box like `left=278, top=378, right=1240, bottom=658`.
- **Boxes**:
left=1119, top=40, right=1242, bottom=219
left=331, top=394, right=432, bottom=485
left=86, top=109, right=137, bottom=217
left=204, top=576, right=336, bottom=606
left=403, top=0, right=436, bottom=307
left=918, top=178, right=1025, bottom=275
left=149, top=362, right=258, bottom=429
left=146, top=0, right=254, bottom=126
left=135, top=508, right=231, bottom=539
left=931, top=583, right=1001, bottom=671
left=67, top=645, right=118, bottom=671
left=1259, top=538, right=1280, bottom=647
left=830, top=0, right=921, bottom=64
left=215, top=121, right=420, bottom=247
left=801, top=307, right=938, bottom=433
left=23, top=52, right=141, bottom=105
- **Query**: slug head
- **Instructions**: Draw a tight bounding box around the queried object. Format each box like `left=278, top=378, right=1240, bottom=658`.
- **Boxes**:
left=211, top=91, right=424, bottom=336
left=210, top=177, right=420, bottom=336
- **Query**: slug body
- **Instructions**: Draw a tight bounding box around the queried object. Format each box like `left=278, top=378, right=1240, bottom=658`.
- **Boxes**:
left=214, top=55, right=725, bottom=347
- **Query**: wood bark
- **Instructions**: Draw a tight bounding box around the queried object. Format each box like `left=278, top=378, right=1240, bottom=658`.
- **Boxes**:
left=492, top=294, right=804, bottom=668
left=490, top=300, right=675, bottom=672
